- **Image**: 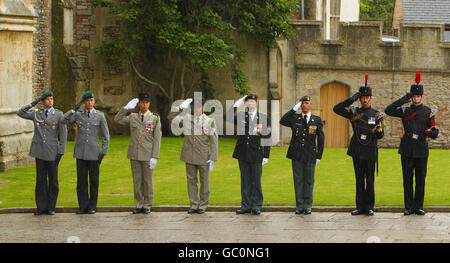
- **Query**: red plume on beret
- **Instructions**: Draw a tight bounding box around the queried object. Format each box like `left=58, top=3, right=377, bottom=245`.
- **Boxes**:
left=365, top=74, right=368, bottom=86
left=415, top=72, right=421, bottom=84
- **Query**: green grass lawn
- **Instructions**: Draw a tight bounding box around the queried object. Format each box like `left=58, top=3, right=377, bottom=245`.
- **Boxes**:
left=0, top=135, right=449, bottom=208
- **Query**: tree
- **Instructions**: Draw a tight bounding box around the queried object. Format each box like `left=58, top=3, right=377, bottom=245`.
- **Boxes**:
left=93, top=0, right=296, bottom=105
left=360, top=0, right=394, bottom=34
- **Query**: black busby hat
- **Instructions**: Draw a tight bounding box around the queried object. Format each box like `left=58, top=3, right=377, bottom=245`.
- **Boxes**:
left=359, top=74, right=372, bottom=96
left=138, top=92, right=151, bottom=101
left=41, top=91, right=53, bottom=100
left=245, top=93, right=258, bottom=101
left=299, top=95, right=311, bottom=102
left=410, top=72, right=424, bottom=95
left=82, top=91, right=94, bottom=101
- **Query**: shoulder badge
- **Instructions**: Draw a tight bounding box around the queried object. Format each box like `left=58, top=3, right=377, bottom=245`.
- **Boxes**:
left=430, top=108, right=438, bottom=118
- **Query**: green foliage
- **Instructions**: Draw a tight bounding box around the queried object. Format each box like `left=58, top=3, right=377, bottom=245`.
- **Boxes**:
left=93, top=0, right=296, bottom=96
left=360, top=0, right=394, bottom=34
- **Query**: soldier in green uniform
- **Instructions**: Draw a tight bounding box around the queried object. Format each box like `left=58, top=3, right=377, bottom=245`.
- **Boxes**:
left=169, top=96, right=218, bottom=214
left=114, top=92, right=161, bottom=214
left=226, top=94, right=271, bottom=215
left=17, top=91, right=67, bottom=215
left=63, top=91, right=110, bottom=214
left=280, top=96, right=324, bottom=215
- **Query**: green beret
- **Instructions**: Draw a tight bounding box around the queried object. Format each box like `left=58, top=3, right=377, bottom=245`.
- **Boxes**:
left=299, top=95, right=311, bottom=102
left=82, top=91, right=94, bottom=101
left=41, top=91, right=53, bottom=100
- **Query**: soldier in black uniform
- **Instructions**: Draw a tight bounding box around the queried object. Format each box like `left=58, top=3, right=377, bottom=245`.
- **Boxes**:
left=333, top=75, right=385, bottom=216
left=280, top=96, right=324, bottom=215
left=385, top=72, right=439, bottom=216
left=226, top=94, right=271, bottom=215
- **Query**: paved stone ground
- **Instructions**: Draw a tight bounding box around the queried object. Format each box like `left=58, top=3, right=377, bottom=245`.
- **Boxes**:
left=0, top=212, right=449, bottom=243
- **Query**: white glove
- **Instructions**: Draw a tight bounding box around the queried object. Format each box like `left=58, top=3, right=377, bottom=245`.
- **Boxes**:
left=293, top=101, right=302, bottom=111
left=233, top=95, right=247, bottom=108
left=316, top=159, right=320, bottom=165
left=149, top=158, right=158, bottom=170
left=124, top=98, right=139, bottom=110
left=179, top=98, right=193, bottom=110
left=262, top=158, right=269, bottom=166
left=206, top=160, right=214, bottom=171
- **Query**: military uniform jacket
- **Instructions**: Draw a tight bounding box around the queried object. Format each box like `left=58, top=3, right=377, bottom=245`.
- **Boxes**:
left=333, top=98, right=384, bottom=161
left=280, top=109, right=325, bottom=163
left=115, top=108, right=161, bottom=161
left=385, top=98, right=436, bottom=158
left=168, top=111, right=218, bottom=165
left=63, top=109, right=110, bottom=160
left=17, top=105, right=67, bottom=161
left=226, top=107, right=271, bottom=163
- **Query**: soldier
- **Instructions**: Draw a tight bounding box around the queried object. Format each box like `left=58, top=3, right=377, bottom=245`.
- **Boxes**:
left=169, top=96, right=218, bottom=214
left=280, top=96, right=324, bottom=215
left=226, top=94, right=271, bottom=215
left=114, top=92, right=161, bottom=214
left=333, top=75, right=385, bottom=216
left=385, top=72, right=439, bottom=216
left=17, top=91, right=67, bottom=215
left=63, top=91, right=110, bottom=214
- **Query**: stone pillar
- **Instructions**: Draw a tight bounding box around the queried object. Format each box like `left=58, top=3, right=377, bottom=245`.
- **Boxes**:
left=0, top=0, right=37, bottom=171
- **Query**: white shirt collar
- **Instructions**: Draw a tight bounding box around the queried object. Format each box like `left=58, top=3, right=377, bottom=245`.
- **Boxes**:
left=249, top=110, right=257, bottom=120
left=302, top=112, right=312, bottom=123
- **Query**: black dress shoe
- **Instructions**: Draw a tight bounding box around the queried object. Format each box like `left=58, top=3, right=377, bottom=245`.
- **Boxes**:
left=34, top=210, right=47, bottom=216
left=351, top=209, right=364, bottom=215
left=76, top=210, right=87, bottom=214
left=415, top=209, right=425, bottom=215
left=251, top=209, right=261, bottom=215
left=304, top=209, right=312, bottom=215
left=366, top=209, right=374, bottom=216
left=88, top=209, right=96, bottom=214
left=295, top=210, right=304, bottom=214
left=197, top=209, right=205, bottom=214
left=142, top=208, right=151, bottom=214
left=47, top=211, right=55, bottom=215
left=236, top=209, right=251, bottom=214
left=187, top=209, right=197, bottom=214
left=404, top=209, right=412, bottom=216
left=132, top=208, right=143, bottom=214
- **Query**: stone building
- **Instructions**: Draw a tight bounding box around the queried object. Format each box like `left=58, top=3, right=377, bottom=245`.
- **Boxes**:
left=0, top=0, right=448, bottom=171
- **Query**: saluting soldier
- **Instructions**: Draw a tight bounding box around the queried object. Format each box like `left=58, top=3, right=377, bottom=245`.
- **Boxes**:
left=333, top=75, right=385, bottom=216
left=169, top=96, right=218, bottom=214
left=385, top=72, right=439, bottom=216
left=226, top=94, right=271, bottom=215
left=280, top=96, right=324, bottom=215
left=114, top=92, right=161, bottom=214
left=62, top=91, right=110, bottom=214
left=17, top=91, right=67, bottom=215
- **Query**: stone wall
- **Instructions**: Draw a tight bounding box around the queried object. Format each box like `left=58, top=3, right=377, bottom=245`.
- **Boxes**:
left=0, top=0, right=37, bottom=171
left=291, top=20, right=450, bottom=148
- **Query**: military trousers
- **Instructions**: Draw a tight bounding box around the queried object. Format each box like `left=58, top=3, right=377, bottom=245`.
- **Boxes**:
left=401, top=156, right=427, bottom=211
left=238, top=160, right=263, bottom=211
left=185, top=163, right=210, bottom=210
left=131, top=160, right=154, bottom=209
left=35, top=158, right=59, bottom=212
left=352, top=158, right=375, bottom=212
left=76, top=159, right=100, bottom=211
left=292, top=160, right=316, bottom=211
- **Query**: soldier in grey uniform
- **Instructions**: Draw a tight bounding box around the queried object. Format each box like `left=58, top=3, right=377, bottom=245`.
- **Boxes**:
left=17, top=91, right=67, bottom=215
left=169, top=96, right=218, bottom=214
left=62, top=91, right=110, bottom=214
left=114, top=92, right=161, bottom=214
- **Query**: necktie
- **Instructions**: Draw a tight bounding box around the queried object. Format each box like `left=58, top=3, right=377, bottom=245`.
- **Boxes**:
left=141, top=115, right=144, bottom=122
left=87, top=111, right=90, bottom=118
left=45, top=110, right=48, bottom=118
left=303, top=114, right=307, bottom=125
